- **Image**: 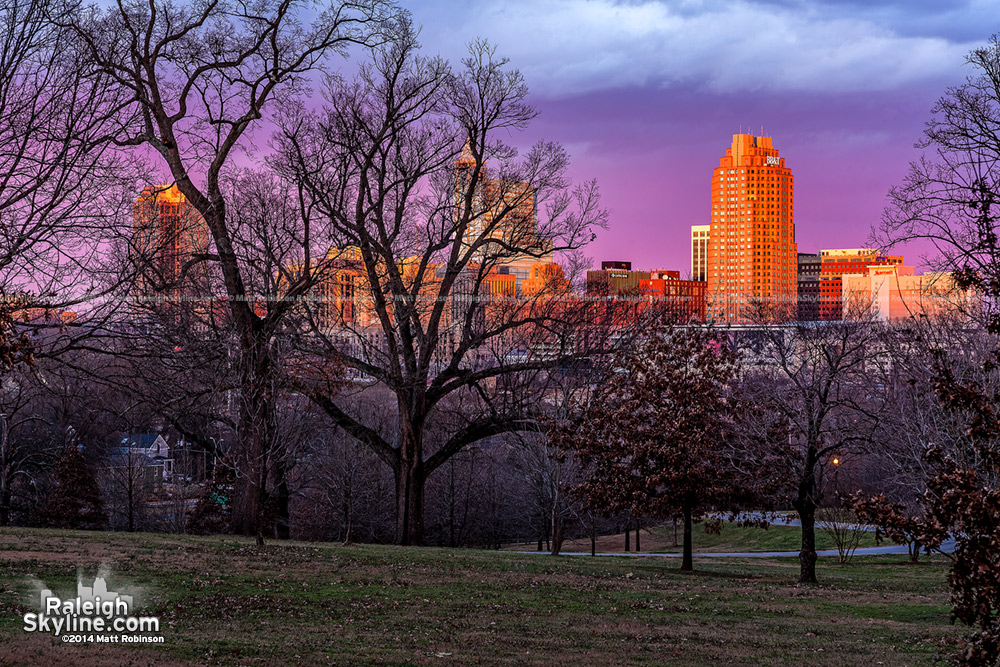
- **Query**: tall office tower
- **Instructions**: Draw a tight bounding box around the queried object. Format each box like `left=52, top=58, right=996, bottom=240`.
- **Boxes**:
left=691, top=225, right=709, bottom=281
left=797, top=252, right=821, bottom=321
left=133, top=184, right=211, bottom=304
left=818, top=248, right=903, bottom=320
left=707, top=134, right=797, bottom=322
left=455, top=142, right=552, bottom=291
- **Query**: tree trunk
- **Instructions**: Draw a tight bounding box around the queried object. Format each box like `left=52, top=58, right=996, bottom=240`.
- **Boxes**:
left=341, top=487, right=353, bottom=545
left=673, top=517, right=678, bottom=547
left=0, top=480, right=10, bottom=526
left=0, top=415, right=11, bottom=526
left=126, top=471, right=134, bottom=533
left=909, top=540, right=920, bottom=564
left=230, top=336, right=276, bottom=547
left=448, top=462, right=456, bottom=548
left=795, top=446, right=820, bottom=584
left=273, top=459, right=290, bottom=540
left=550, top=511, right=564, bottom=556
left=255, top=437, right=268, bottom=548
left=550, top=476, right=563, bottom=556
left=590, top=516, right=597, bottom=557
left=624, top=521, right=631, bottom=552
left=634, top=517, right=641, bottom=552
left=682, top=502, right=693, bottom=572
left=394, top=435, right=425, bottom=546
left=795, top=497, right=819, bottom=584
left=797, top=500, right=818, bottom=583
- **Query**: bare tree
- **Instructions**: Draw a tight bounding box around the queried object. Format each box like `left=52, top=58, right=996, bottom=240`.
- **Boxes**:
left=272, top=25, right=623, bottom=545
left=62, top=0, right=398, bottom=544
left=816, top=506, right=866, bottom=565
left=741, top=308, right=889, bottom=584
left=101, top=438, right=152, bottom=533
left=0, top=0, right=142, bottom=320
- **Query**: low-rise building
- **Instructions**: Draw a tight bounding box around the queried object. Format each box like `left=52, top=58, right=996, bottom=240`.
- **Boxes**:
left=841, top=265, right=976, bottom=321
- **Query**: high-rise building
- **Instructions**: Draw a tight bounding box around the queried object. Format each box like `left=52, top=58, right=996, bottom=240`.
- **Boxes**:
left=133, top=184, right=211, bottom=305
left=818, top=248, right=903, bottom=320
left=691, top=225, right=709, bottom=281
left=797, top=252, right=821, bottom=321
left=707, top=134, right=796, bottom=322
left=455, top=142, right=552, bottom=291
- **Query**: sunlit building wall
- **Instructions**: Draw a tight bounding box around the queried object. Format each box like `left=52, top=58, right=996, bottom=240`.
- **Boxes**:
left=707, top=134, right=796, bottom=322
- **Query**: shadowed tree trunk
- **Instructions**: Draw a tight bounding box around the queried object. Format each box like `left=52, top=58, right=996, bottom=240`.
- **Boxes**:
left=794, top=443, right=821, bottom=583
left=681, top=499, right=694, bottom=572
left=796, top=500, right=818, bottom=584
left=394, top=420, right=425, bottom=546
left=273, top=458, right=290, bottom=540
left=590, top=515, right=597, bottom=556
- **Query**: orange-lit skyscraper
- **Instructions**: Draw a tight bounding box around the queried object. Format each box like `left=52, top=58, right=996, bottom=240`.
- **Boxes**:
left=133, top=184, right=211, bottom=304
left=707, top=134, right=796, bottom=322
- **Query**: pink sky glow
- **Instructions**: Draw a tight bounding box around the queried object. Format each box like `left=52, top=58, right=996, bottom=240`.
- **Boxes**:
left=408, top=0, right=990, bottom=275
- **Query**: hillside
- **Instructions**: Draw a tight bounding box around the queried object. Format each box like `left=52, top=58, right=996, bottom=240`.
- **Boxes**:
left=0, top=528, right=958, bottom=665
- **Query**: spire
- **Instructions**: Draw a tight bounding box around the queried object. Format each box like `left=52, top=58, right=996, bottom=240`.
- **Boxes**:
left=456, top=138, right=477, bottom=167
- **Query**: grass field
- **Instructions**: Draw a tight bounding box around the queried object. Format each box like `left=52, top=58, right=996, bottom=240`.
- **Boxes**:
left=505, top=520, right=881, bottom=554
left=0, top=527, right=960, bottom=666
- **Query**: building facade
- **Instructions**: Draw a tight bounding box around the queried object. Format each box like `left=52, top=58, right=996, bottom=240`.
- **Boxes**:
left=455, top=142, right=553, bottom=291
left=691, top=225, right=709, bottom=281
left=586, top=262, right=706, bottom=322
left=841, top=265, right=973, bottom=321
left=133, top=184, right=211, bottom=306
left=797, top=252, right=821, bottom=321
left=818, top=248, right=903, bottom=320
left=707, top=134, right=796, bottom=322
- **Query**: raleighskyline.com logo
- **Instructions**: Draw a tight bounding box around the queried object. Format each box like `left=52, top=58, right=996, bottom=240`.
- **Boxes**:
left=22, top=573, right=162, bottom=644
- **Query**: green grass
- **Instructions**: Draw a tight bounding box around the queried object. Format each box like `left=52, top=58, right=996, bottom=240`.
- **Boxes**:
left=0, top=527, right=961, bottom=666
left=648, top=520, right=881, bottom=553
left=509, top=520, right=880, bottom=554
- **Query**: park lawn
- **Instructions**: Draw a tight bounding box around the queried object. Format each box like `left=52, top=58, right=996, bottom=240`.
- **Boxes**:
left=0, top=527, right=960, bottom=666
left=508, top=520, right=880, bottom=554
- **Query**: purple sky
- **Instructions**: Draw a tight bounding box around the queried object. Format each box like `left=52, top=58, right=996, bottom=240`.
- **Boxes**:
left=409, top=0, right=990, bottom=274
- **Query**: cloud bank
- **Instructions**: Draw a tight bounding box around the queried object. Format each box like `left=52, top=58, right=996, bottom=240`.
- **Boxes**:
left=417, top=0, right=981, bottom=97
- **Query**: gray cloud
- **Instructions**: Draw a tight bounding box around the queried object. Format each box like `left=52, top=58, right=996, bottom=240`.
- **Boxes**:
left=413, top=0, right=982, bottom=97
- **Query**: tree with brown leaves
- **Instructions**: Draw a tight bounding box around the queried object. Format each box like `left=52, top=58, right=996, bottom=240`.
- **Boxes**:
left=35, top=444, right=106, bottom=530
left=560, top=324, right=744, bottom=571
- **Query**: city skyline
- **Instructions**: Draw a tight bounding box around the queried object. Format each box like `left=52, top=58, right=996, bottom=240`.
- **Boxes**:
left=407, top=1, right=990, bottom=273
